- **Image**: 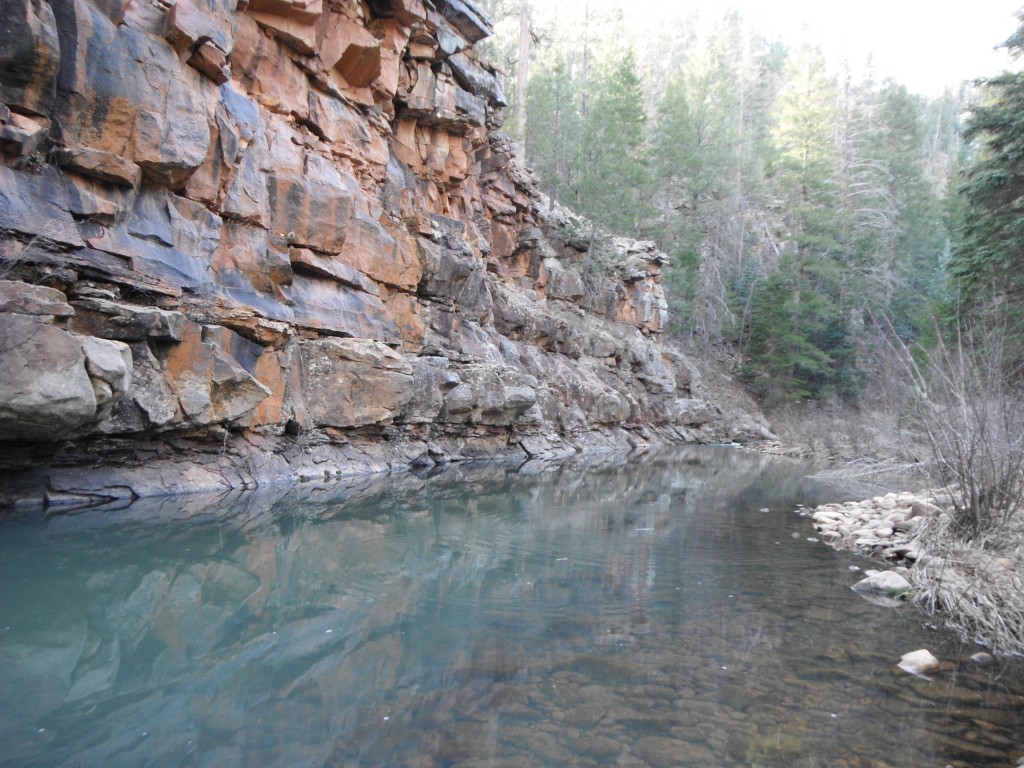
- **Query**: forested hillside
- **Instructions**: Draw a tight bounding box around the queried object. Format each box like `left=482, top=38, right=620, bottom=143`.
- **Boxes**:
left=480, top=1, right=1007, bottom=410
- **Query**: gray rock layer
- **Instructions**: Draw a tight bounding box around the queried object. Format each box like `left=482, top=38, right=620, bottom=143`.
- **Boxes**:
left=0, top=0, right=770, bottom=507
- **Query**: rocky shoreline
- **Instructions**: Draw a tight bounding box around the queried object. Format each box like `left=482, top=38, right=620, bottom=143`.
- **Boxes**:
left=801, top=489, right=1024, bottom=657
left=0, top=418, right=713, bottom=511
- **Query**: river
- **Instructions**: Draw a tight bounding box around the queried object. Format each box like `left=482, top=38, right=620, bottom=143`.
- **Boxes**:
left=1, top=446, right=1021, bottom=767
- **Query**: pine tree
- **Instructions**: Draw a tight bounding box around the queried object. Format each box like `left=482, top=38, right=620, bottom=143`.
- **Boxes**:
left=577, top=43, right=649, bottom=235
left=875, top=83, right=948, bottom=335
left=770, top=42, right=842, bottom=269
left=843, top=80, right=948, bottom=337
left=738, top=42, right=861, bottom=404
left=526, top=47, right=583, bottom=210
left=949, top=12, right=1024, bottom=345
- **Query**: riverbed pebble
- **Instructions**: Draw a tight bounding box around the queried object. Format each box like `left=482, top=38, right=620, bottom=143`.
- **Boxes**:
left=898, top=648, right=941, bottom=676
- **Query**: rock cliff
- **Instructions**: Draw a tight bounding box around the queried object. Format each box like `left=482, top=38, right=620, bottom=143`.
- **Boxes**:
left=0, top=0, right=769, bottom=507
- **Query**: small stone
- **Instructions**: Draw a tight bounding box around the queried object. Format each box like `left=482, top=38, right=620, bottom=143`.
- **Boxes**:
left=877, top=495, right=898, bottom=510
left=892, top=518, right=918, bottom=533
left=851, top=570, right=911, bottom=597
left=911, top=499, right=944, bottom=517
left=898, top=648, right=941, bottom=677
left=970, top=652, right=994, bottom=666
left=854, top=536, right=883, bottom=549
left=892, top=545, right=925, bottom=562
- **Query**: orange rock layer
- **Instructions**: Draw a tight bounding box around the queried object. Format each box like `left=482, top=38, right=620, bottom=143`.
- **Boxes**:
left=0, top=0, right=757, bottom=505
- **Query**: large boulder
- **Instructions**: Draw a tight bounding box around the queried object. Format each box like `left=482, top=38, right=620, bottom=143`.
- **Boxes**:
left=80, top=335, right=134, bottom=421
left=298, top=338, right=414, bottom=428
left=0, top=314, right=96, bottom=439
left=439, top=363, right=536, bottom=426
left=0, top=312, right=131, bottom=440
left=0, top=279, right=74, bottom=317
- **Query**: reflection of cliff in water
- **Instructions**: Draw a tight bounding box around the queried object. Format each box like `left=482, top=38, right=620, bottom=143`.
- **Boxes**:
left=1, top=447, right=1018, bottom=768
left=0, top=448, right=762, bottom=765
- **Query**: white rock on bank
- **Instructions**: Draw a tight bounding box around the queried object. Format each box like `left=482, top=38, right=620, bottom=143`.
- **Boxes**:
left=911, top=499, right=944, bottom=517
left=851, top=569, right=912, bottom=597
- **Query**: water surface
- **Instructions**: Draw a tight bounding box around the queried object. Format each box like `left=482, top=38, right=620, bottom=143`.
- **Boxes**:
left=1, top=447, right=1022, bottom=767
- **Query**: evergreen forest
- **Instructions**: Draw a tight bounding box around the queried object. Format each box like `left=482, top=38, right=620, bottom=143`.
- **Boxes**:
left=478, top=1, right=1024, bottom=415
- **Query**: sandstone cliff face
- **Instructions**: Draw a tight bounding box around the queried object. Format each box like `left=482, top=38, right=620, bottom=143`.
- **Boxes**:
left=0, top=0, right=768, bottom=506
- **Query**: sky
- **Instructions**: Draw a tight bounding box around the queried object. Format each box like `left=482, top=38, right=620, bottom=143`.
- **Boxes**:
left=547, top=1, right=1022, bottom=95
left=716, top=0, right=1021, bottom=94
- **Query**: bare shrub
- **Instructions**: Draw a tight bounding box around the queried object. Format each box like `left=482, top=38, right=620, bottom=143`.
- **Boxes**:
left=890, top=313, right=1024, bottom=540
left=0, top=227, right=69, bottom=282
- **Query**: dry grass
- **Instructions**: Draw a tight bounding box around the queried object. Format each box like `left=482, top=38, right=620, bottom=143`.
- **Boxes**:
left=907, top=512, right=1024, bottom=656
left=769, top=401, right=928, bottom=465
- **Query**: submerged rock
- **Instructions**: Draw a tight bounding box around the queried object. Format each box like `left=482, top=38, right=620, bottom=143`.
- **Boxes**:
left=897, top=648, right=940, bottom=677
left=851, top=570, right=912, bottom=597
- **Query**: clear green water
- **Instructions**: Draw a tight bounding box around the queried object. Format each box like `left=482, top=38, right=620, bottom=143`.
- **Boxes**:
left=1, top=447, right=1022, bottom=768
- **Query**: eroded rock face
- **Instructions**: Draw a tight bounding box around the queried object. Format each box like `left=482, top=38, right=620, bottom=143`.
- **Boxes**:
left=0, top=0, right=764, bottom=504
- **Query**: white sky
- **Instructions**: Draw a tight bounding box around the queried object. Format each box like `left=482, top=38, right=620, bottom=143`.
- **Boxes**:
left=721, top=0, right=1020, bottom=94
left=547, top=1, right=1022, bottom=95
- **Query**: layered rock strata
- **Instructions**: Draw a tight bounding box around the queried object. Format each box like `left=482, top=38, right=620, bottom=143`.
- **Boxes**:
left=0, top=0, right=767, bottom=507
